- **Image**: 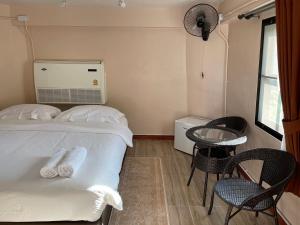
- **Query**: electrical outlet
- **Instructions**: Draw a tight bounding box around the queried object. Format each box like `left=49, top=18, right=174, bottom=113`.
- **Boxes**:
left=17, top=15, right=29, bottom=22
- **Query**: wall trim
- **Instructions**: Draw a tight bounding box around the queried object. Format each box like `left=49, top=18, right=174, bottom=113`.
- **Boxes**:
left=133, top=135, right=174, bottom=140
left=237, top=166, right=288, bottom=225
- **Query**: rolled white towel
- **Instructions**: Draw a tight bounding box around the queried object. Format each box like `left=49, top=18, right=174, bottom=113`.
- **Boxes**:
left=58, top=146, right=87, bottom=178
left=40, top=148, right=67, bottom=178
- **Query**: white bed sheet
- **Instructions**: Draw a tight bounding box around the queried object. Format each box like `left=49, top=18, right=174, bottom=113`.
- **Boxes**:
left=0, top=120, right=133, bottom=222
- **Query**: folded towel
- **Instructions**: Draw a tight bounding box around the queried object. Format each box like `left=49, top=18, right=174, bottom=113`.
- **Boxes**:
left=40, top=148, right=67, bottom=178
left=58, top=146, right=87, bottom=177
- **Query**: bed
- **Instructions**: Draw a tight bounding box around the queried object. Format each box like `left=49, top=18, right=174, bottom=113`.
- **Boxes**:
left=0, top=105, right=133, bottom=224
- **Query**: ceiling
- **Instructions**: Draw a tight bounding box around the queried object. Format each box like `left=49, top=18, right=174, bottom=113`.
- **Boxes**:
left=0, top=0, right=223, bottom=7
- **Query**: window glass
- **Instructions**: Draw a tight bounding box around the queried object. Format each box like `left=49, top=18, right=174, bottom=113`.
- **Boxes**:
left=256, top=17, right=283, bottom=140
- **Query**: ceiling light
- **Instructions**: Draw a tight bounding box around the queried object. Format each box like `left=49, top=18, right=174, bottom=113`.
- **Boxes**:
left=119, top=0, right=126, bottom=8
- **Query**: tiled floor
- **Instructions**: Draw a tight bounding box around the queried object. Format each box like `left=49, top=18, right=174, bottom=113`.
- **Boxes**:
left=121, top=139, right=274, bottom=225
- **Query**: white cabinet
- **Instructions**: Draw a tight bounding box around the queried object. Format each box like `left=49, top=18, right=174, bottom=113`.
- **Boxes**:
left=174, top=116, right=211, bottom=155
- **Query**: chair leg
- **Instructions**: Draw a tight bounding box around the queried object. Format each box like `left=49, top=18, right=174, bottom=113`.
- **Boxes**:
left=232, top=149, right=241, bottom=177
left=191, top=144, right=196, bottom=167
left=217, top=173, right=220, bottom=181
left=187, top=166, right=196, bottom=186
left=208, top=191, right=215, bottom=215
left=203, top=172, right=209, bottom=206
left=274, top=206, right=279, bottom=225
left=224, top=205, right=233, bottom=225
left=255, top=211, right=259, bottom=217
left=237, top=168, right=241, bottom=178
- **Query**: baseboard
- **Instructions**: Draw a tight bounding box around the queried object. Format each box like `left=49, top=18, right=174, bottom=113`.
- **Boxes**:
left=133, top=135, right=174, bottom=140
left=237, top=165, right=251, bottom=180
left=237, top=166, right=288, bottom=225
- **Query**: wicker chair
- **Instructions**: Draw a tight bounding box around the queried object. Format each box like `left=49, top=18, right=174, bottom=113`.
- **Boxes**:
left=191, top=116, right=247, bottom=167
left=207, top=116, right=248, bottom=134
left=208, top=148, right=296, bottom=225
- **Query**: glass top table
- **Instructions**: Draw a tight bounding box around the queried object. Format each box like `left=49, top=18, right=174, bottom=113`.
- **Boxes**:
left=185, top=125, right=247, bottom=207
left=186, top=126, right=247, bottom=147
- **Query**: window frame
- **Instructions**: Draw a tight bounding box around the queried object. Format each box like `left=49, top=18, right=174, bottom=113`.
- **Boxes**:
left=255, top=16, right=283, bottom=141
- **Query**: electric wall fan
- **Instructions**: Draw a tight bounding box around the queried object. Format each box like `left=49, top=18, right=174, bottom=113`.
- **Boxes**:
left=184, top=4, right=219, bottom=41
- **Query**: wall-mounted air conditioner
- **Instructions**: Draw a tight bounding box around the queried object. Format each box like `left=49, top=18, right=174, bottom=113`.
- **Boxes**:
left=34, top=60, right=107, bottom=104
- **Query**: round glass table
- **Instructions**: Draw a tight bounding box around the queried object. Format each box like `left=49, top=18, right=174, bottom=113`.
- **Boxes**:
left=186, top=126, right=247, bottom=147
left=185, top=126, right=247, bottom=206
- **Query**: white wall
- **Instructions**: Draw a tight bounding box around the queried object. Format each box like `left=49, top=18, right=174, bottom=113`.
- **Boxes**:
left=186, top=26, right=227, bottom=118
left=3, top=3, right=227, bottom=135
left=0, top=3, right=34, bottom=108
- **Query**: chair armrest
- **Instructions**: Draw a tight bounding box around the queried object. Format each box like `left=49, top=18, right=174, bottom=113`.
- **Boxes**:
left=239, top=181, right=287, bottom=209
left=239, top=189, right=269, bottom=209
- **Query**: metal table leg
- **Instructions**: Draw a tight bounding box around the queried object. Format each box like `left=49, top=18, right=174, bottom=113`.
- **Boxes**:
left=187, top=165, right=196, bottom=186
left=202, top=147, right=211, bottom=206
left=203, top=171, right=209, bottom=206
left=191, top=143, right=197, bottom=167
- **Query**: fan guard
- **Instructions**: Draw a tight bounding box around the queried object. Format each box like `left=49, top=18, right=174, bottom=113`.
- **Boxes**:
left=184, top=4, right=219, bottom=41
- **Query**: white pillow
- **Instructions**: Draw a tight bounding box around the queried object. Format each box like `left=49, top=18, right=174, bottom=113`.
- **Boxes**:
left=0, top=104, right=61, bottom=121
left=55, top=105, right=125, bottom=124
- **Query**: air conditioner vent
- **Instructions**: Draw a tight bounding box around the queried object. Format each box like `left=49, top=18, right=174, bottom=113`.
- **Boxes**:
left=37, top=88, right=102, bottom=104
left=70, top=89, right=102, bottom=104
left=37, top=89, right=70, bottom=103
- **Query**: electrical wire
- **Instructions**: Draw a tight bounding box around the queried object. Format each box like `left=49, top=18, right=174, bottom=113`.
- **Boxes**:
left=217, top=18, right=229, bottom=116
left=24, top=22, right=36, bottom=61
left=0, top=16, right=17, bottom=20
left=0, top=15, right=35, bottom=60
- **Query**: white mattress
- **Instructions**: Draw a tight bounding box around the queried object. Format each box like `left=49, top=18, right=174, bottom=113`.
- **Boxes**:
left=0, top=120, right=133, bottom=222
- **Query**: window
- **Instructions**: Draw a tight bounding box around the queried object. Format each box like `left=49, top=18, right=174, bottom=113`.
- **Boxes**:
left=255, top=17, right=283, bottom=140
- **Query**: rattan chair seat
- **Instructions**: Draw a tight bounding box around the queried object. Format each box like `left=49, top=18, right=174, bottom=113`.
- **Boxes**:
left=215, top=178, right=274, bottom=211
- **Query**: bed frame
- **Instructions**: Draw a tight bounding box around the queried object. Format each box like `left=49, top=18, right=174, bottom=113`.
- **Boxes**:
left=0, top=206, right=111, bottom=225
